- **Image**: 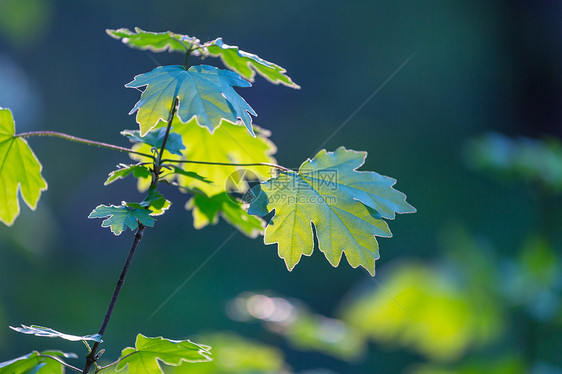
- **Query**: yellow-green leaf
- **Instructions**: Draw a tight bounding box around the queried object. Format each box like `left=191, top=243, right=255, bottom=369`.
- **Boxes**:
left=116, top=334, right=211, bottom=374
left=130, top=118, right=277, bottom=197
left=205, top=38, right=299, bottom=88
left=249, top=147, right=415, bottom=275
left=186, top=192, right=264, bottom=238
left=0, top=108, right=47, bottom=226
left=106, top=27, right=200, bottom=53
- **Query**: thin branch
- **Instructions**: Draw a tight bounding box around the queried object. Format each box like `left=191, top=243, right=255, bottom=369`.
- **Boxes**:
left=96, top=351, right=138, bottom=372
left=82, top=224, right=146, bottom=374
left=160, top=158, right=291, bottom=173
left=39, top=355, right=82, bottom=373
left=16, top=131, right=154, bottom=159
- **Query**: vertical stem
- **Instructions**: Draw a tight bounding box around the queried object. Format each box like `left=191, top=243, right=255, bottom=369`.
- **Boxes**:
left=83, top=48, right=190, bottom=374
left=83, top=224, right=146, bottom=374
left=153, top=96, right=179, bottom=184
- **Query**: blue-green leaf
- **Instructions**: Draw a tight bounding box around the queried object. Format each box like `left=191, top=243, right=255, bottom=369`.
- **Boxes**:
left=249, top=147, right=416, bottom=275
left=122, top=128, right=185, bottom=156
left=126, top=65, right=256, bottom=136
left=105, top=164, right=152, bottom=185
left=88, top=204, right=155, bottom=235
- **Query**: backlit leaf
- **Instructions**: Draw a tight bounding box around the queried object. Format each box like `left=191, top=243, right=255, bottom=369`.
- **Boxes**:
left=205, top=38, right=299, bottom=88
left=105, top=164, right=151, bottom=185
left=249, top=147, right=415, bottom=275
left=0, top=351, right=76, bottom=374
left=88, top=204, right=155, bottom=235
left=10, top=324, right=102, bottom=343
left=122, top=128, right=185, bottom=156
left=126, top=65, right=255, bottom=136
left=128, top=119, right=276, bottom=235
left=130, top=118, right=277, bottom=197
left=0, top=108, right=47, bottom=226
left=115, top=334, right=211, bottom=374
left=186, top=192, right=264, bottom=238
left=106, top=28, right=200, bottom=53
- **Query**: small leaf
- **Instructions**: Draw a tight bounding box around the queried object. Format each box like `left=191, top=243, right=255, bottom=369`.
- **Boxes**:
left=168, top=166, right=212, bottom=185
left=187, top=192, right=264, bottom=238
left=10, top=324, right=102, bottom=342
left=0, top=351, right=76, bottom=374
left=105, top=164, right=151, bottom=185
left=139, top=186, right=171, bottom=216
left=126, top=65, right=256, bottom=136
left=89, top=204, right=155, bottom=235
left=106, top=27, right=201, bottom=53
left=249, top=147, right=416, bottom=275
left=116, top=334, right=211, bottom=374
left=205, top=38, right=299, bottom=88
left=122, top=128, right=185, bottom=156
left=0, top=108, right=48, bottom=226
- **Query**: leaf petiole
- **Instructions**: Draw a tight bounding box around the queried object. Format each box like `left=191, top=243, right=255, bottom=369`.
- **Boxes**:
left=95, top=351, right=138, bottom=372
left=38, top=354, right=82, bottom=373
left=160, top=158, right=291, bottom=172
left=16, top=131, right=154, bottom=159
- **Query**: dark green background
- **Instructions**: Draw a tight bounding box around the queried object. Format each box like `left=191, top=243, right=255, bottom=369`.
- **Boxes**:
left=0, top=1, right=560, bottom=372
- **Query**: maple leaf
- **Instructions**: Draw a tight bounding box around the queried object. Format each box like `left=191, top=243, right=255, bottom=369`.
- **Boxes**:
left=0, top=351, right=75, bottom=374
left=116, top=334, right=211, bottom=374
left=10, top=324, right=102, bottom=343
left=126, top=65, right=256, bottom=136
left=205, top=38, right=300, bottom=88
left=0, top=108, right=47, bottom=226
left=106, top=27, right=201, bottom=53
left=249, top=147, right=416, bottom=275
left=129, top=118, right=277, bottom=197
left=88, top=204, right=155, bottom=235
left=105, top=164, right=151, bottom=185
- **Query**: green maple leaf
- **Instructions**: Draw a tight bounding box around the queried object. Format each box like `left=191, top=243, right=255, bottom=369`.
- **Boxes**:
left=116, top=334, right=211, bottom=374
left=0, top=351, right=75, bottom=374
left=106, top=27, right=201, bottom=53
left=9, top=324, right=102, bottom=342
left=128, top=118, right=276, bottom=235
left=249, top=147, right=416, bottom=275
left=205, top=38, right=300, bottom=88
left=187, top=192, right=264, bottom=238
left=88, top=204, right=155, bottom=235
left=126, top=65, right=256, bottom=136
left=126, top=186, right=172, bottom=216
left=0, top=108, right=47, bottom=226
left=105, top=164, right=151, bottom=185
left=130, top=118, right=277, bottom=197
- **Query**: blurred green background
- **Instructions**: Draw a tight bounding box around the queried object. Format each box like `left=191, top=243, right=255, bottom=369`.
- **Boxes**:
left=0, top=0, right=561, bottom=373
